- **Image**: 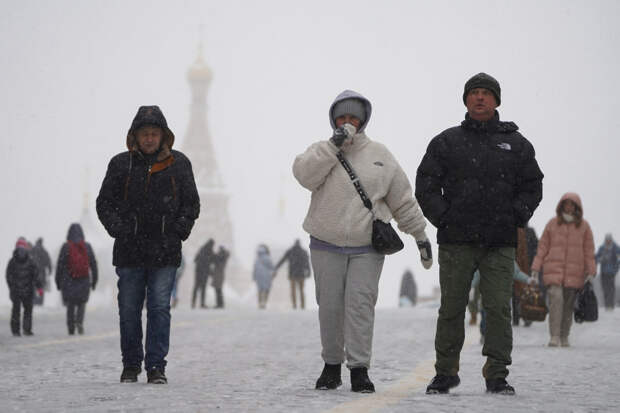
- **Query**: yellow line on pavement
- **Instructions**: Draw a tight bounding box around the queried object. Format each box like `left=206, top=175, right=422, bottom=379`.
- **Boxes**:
left=324, top=329, right=479, bottom=413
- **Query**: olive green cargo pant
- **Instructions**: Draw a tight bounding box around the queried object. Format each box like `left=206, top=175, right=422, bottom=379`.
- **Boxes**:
left=434, top=244, right=514, bottom=379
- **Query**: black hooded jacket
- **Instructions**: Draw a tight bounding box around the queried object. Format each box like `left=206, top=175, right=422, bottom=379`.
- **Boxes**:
left=55, top=223, right=98, bottom=303
left=96, top=106, right=200, bottom=268
left=6, top=248, right=40, bottom=298
left=415, top=112, right=543, bottom=247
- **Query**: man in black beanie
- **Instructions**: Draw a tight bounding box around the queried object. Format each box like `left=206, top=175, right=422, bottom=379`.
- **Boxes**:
left=97, top=105, right=200, bottom=384
left=416, top=73, right=543, bottom=395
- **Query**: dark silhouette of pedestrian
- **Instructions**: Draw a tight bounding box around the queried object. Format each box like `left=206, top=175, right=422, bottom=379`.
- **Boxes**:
left=193, top=239, right=214, bottom=308
left=55, top=223, right=98, bottom=335
left=399, top=269, right=417, bottom=307
left=274, top=239, right=310, bottom=309
left=6, top=237, right=41, bottom=336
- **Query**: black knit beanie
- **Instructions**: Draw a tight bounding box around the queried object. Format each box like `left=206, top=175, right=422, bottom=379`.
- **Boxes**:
left=463, top=73, right=501, bottom=106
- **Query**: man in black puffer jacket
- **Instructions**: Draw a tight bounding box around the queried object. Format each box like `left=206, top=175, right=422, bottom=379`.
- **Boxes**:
left=416, top=73, right=543, bottom=396
left=97, top=105, right=200, bottom=384
left=6, top=238, right=41, bottom=336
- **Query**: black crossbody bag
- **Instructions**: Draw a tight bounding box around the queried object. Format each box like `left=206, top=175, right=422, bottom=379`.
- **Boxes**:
left=336, top=151, right=404, bottom=255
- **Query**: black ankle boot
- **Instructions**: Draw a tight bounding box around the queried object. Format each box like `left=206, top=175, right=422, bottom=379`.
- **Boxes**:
left=486, top=378, right=515, bottom=395
left=350, top=367, right=375, bottom=393
left=120, top=366, right=142, bottom=383
left=315, top=363, right=342, bottom=390
left=426, top=374, right=460, bottom=394
left=147, top=367, right=167, bottom=384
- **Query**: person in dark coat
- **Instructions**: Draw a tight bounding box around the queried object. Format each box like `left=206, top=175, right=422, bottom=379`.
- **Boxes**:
left=416, top=73, right=543, bottom=395
left=595, top=233, right=620, bottom=310
left=274, top=239, right=310, bottom=309
left=193, top=239, right=215, bottom=309
left=211, top=246, right=230, bottom=309
left=31, top=237, right=52, bottom=305
left=55, top=223, right=98, bottom=335
left=399, top=269, right=417, bottom=307
left=96, top=105, right=200, bottom=384
left=6, top=238, right=41, bottom=336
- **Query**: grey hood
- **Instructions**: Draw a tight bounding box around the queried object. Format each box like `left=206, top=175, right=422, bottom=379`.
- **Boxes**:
left=329, top=90, right=372, bottom=133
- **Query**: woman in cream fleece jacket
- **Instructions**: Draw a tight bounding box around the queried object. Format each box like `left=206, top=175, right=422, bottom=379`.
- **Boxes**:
left=293, top=90, right=432, bottom=393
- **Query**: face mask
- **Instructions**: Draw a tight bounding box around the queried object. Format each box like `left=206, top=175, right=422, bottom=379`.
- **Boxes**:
left=562, top=213, right=574, bottom=222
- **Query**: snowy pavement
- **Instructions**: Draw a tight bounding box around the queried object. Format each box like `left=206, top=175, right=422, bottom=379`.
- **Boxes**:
left=1, top=302, right=619, bottom=412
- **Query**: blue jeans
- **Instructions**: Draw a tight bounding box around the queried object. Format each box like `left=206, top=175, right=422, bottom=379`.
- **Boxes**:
left=116, top=267, right=177, bottom=370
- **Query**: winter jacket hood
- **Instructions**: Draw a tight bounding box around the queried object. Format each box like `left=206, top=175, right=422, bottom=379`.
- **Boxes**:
left=556, top=192, right=583, bottom=226
left=126, top=106, right=175, bottom=162
left=329, top=90, right=372, bottom=133
left=67, top=223, right=85, bottom=243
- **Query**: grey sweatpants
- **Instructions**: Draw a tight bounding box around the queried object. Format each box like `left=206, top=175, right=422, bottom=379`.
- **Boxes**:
left=310, top=248, right=385, bottom=369
left=547, top=285, right=577, bottom=339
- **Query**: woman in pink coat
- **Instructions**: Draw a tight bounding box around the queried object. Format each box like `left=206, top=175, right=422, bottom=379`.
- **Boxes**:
left=531, top=193, right=596, bottom=347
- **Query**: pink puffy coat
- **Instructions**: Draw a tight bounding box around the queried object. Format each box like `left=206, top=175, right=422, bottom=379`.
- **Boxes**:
left=531, top=193, right=596, bottom=289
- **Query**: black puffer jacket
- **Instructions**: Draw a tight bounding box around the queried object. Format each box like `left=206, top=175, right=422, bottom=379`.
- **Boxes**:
left=6, top=248, right=40, bottom=298
left=415, top=112, right=543, bottom=247
left=56, top=224, right=98, bottom=303
left=96, top=106, right=200, bottom=268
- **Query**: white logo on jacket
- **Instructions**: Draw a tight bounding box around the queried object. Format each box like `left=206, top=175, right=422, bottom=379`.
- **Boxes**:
left=497, top=143, right=511, bottom=151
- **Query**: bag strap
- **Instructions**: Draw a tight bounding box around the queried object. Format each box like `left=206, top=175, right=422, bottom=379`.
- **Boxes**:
left=336, top=151, right=375, bottom=217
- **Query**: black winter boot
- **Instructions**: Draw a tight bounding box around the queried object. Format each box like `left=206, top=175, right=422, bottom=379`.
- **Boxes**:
left=350, top=367, right=375, bottom=393
left=120, top=366, right=141, bottom=383
left=147, top=367, right=167, bottom=384
left=315, top=363, right=342, bottom=390
left=426, top=374, right=460, bottom=394
left=486, top=378, right=515, bottom=395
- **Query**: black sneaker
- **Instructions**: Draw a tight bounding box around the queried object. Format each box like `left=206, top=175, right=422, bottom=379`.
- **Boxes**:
left=315, top=363, right=342, bottom=390
left=120, top=366, right=141, bottom=383
left=486, top=378, right=515, bottom=395
left=426, top=374, right=460, bottom=394
left=77, top=324, right=84, bottom=335
left=147, top=367, right=167, bottom=384
left=350, top=367, right=375, bottom=393
left=23, top=331, right=33, bottom=336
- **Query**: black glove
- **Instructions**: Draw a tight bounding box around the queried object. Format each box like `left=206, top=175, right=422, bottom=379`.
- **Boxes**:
left=416, top=238, right=433, bottom=269
left=330, top=127, right=347, bottom=148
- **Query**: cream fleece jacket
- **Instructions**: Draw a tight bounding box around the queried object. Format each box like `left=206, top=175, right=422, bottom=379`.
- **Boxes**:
left=293, top=133, right=427, bottom=247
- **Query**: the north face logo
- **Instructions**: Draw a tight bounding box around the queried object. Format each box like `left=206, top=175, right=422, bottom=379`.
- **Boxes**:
left=497, top=143, right=511, bottom=151
left=374, top=161, right=384, bottom=167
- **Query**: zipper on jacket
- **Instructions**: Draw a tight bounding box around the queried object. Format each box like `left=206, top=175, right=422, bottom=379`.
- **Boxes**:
left=161, top=216, right=166, bottom=235
left=145, top=165, right=152, bottom=194
left=171, top=176, right=177, bottom=201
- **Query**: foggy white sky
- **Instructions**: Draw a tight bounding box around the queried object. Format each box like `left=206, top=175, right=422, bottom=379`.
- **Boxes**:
left=1, top=0, right=619, bottom=304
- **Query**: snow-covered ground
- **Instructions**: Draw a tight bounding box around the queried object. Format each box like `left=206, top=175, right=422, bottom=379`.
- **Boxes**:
left=1, top=301, right=618, bottom=412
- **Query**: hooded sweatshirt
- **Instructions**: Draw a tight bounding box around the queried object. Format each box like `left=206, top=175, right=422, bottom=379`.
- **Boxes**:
left=293, top=90, right=427, bottom=248
left=532, top=193, right=596, bottom=289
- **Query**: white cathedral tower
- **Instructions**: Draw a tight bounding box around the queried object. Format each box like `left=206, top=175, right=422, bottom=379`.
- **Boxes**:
left=182, top=48, right=235, bottom=278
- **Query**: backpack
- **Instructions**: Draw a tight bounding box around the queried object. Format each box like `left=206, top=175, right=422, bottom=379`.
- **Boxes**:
left=67, top=241, right=90, bottom=278
left=574, top=281, right=598, bottom=323
left=519, top=284, right=548, bottom=322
